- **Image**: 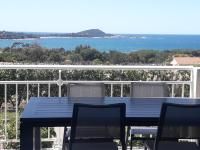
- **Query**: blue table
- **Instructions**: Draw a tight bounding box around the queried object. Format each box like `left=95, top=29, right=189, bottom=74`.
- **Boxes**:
left=20, top=97, right=200, bottom=150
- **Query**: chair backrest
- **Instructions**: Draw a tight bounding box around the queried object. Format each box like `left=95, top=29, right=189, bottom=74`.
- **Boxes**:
left=67, top=83, right=105, bottom=98
left=70, top=103, right=126, bottom=144
left=130, top=82, right=168, bottom=98
left=154, top=103, right=200, bottom=150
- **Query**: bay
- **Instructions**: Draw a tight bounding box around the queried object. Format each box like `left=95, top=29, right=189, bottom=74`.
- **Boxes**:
left=0, top=34, right=200, bottom=52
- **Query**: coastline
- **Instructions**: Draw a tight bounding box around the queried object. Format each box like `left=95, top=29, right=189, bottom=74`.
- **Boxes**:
left=1, top=35, right=200, bottom=52
left=0, top=36, right=116, bottom=40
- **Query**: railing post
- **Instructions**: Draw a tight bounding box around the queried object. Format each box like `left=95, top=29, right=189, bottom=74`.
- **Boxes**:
left=57, top=70, right=63, bottom=97
left=55, top=70, right=64, bottom=149
left=26, top=84, right=29, bottom=103
left=191, top=67, right=197, bottom=98
left=194, top=68, right=200, bottom=98
left=47, top=84, right=51, bottom=139
left=4, top=84, right=7, bottom=140
left=121, top=84, right=123, bottom=97
left=48, top=83, right=51, bottom=97
left=120, top=70, right=123, bottom=97
left=111, top=84, right=113, bottom=97
left=171, top=84, right=174, bottom=97
left=181, top=84, right=185, bottom=98
left=16, top=84, right=18, bottom=140
left=37, top=83, right=40, bottom=97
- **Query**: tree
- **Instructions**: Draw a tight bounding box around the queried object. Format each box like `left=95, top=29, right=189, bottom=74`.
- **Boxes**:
left=80, top=48, right=102, bottom=61
left=109, top=51, right=128, bottom=64
left=68, top=53, right=82, bottom=63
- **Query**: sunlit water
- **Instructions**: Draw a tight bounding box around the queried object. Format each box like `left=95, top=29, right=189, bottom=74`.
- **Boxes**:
left=1, top=34, right=200, bottom=52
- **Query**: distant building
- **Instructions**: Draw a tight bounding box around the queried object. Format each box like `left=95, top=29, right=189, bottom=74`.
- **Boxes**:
left=170, top=57, right=200, bottom=66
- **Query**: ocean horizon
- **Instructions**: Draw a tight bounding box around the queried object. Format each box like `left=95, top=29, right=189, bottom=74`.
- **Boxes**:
left=1, top=34, right=200, bottom=52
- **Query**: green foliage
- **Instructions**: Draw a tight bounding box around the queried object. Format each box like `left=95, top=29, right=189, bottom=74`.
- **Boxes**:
left=109, top=51, right=128, bottom=64
left=0, top=112, right=20, bottom=149
left=92, top=59, right=103, bottom=65
left=41, top=127, right=56, bottom=148
left=68, top=53, right=82, bottom=63
left=80, top=48, right=102, bottom=61
left=1, top=43, right=200, bottom=65
left=0, top=112, right=56, bottom=149
left=0, top=43, right=66, bottom=63
left=0, top=31, right=38, bottom=39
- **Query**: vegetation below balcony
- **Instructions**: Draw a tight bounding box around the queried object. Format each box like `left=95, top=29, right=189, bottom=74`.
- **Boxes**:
left=1, top=43, right=200, bottom=65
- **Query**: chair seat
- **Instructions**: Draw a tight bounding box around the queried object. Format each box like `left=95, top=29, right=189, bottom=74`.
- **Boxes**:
left=145, top=141, right=200, bottom=150
left=131, top=126, right=157, bottom=135
left=70, top=142, right=118, bottom=150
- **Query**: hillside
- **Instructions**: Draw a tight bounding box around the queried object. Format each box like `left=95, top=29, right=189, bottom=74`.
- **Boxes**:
left=0, top=29, right=113, bottom=39
left=0, top=31, right=39, bottom=39
left=42, top=29, right=113, bottom=37
left=73, top=29, right=113, bottom=37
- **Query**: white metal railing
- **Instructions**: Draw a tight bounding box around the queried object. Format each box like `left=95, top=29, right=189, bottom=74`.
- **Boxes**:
left=0, top=65, right=197, bottom=149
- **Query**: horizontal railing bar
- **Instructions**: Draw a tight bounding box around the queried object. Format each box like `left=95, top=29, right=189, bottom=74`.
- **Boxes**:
left=0, top=138, right=56, bottom=143
left=63, top=80, right=192, bottom=84
left=0, top=80, right=192, bottom=84
left=0, top=81, right=57, bottom=84
left=0, top=65, right=194, bottom=70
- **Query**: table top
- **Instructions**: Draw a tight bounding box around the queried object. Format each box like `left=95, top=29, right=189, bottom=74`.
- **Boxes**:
left=20, top=97, right=200, bottom=126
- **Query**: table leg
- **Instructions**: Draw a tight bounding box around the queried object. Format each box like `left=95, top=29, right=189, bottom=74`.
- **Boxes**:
left=20, top=122, right=33, bottom=150
left=33, top=127, right=41, bottom=150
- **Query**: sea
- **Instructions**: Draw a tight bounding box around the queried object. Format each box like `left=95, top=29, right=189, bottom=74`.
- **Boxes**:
left=1, top=34, right=200, bottom=52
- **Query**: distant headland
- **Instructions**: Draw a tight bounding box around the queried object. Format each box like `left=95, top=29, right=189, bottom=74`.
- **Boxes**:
left=0, top=29, right=113, bottom=39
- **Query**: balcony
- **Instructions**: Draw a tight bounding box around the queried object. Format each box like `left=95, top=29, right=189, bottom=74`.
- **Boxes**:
left=0, top=65, right=200, bottom=149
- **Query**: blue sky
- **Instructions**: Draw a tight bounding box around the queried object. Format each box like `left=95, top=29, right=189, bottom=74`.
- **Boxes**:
left=1, top=0, right=200, bottom=34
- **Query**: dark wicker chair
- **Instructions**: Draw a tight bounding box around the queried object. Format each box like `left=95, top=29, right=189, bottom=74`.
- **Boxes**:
left=65, top=103, right=126, bottom=150
left=130, top=82, right=168, bottom=150
left=145, top=103, right=200, bottom=150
